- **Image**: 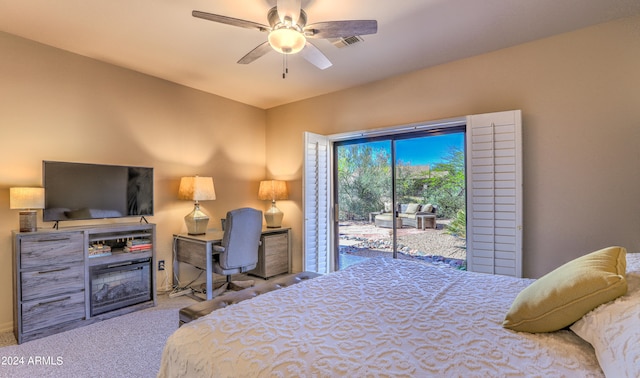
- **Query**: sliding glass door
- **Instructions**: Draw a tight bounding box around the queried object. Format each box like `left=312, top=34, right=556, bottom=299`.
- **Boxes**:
left=335, top=140, right=393, bottom=268
left=393, top=133, right=466, bottom=267
left=335, top=129, right=466, bottom=270
left=305, top=110, right=522, bottom=277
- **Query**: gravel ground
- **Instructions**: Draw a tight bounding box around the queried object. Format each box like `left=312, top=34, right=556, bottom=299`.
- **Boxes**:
left=339, top=220, right=467, bottom=268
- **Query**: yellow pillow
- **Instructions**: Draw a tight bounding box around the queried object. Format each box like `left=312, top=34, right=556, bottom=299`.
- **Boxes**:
left=405, top=203, right=420, bottom=214
left=503, top=246, right=627, bottom=333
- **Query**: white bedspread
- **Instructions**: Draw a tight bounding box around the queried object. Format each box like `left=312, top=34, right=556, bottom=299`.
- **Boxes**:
left=158, top=258, right=602, bottom=377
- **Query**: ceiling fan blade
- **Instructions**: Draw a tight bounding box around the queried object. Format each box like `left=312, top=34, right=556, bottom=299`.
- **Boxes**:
left=300, top=42, right=332, bottom=70
left=237, top=41, right=273, bottom=64
left=276, top=0, right=301, bottom=24
left=305, top=20, right=378, bottom=39
left=192, top=10, right=270, bottom=32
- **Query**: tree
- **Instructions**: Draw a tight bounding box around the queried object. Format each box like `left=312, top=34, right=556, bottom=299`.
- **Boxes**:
left=337, top=144, right=391, bottom=220
left=395, top=163, right=429, bottom=203
left=424, top=147, right=465, bottom=219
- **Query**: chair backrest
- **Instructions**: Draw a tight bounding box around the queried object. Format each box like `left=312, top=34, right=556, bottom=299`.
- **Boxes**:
left=219, top=207, right=262, bottom=270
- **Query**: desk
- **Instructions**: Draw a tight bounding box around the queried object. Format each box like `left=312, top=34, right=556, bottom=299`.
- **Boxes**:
left=173, top=228, right=290, bottom=300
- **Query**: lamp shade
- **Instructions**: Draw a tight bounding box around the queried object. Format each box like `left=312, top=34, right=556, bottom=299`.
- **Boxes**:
left=258, top=180, right=289, bottom=201
left=10, top=187, right=45, bottom=209
left=178, top=176, right=216, bottom=202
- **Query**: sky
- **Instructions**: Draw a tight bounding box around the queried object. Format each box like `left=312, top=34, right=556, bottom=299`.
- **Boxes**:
left=396, top=133, right=464, bottom=166
left=365, top=133, right=464, bottom=166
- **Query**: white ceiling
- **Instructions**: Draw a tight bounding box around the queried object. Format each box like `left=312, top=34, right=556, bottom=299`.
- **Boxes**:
left=1, top=0, right=639, bottom=109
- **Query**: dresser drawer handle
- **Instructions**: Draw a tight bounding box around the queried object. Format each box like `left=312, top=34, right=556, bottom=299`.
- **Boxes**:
left=35, top=238, right=71, bottom=243
left=37, top=267, right=71, bottom=274
left=38, top=296, right=71, bottom=306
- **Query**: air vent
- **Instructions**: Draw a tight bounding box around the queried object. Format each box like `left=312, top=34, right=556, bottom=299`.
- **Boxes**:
left=330, top=35, right=364, bottom=48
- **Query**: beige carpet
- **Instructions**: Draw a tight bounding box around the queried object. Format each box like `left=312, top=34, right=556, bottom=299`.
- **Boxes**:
left=0, top=331, right=16, bottom=348
left=0, top=294, right=196, bottom=378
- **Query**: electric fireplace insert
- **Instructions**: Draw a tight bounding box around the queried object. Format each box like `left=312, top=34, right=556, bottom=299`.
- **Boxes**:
left=90, top=257, right=152, bottom=316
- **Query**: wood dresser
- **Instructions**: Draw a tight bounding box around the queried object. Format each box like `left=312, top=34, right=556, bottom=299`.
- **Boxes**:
left=13, top=223, right=156, bottom=344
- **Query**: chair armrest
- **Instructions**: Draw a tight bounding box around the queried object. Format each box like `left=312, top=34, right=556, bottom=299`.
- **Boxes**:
left=213, top=245, right=226, bottom=253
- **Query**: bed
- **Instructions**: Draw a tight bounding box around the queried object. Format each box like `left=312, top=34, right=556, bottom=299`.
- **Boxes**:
left=159, top=251, right=640, bottom=377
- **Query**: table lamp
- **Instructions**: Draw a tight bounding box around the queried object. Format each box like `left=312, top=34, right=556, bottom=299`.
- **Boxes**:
left=258, top=180, right=288, bottom=228
left=10, top=187, right=45, bottom=232
left=178, top=176, right=216, bottom=235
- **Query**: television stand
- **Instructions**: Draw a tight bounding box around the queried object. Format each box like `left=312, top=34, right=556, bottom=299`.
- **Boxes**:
left=12, top=222, right=157, bottom=344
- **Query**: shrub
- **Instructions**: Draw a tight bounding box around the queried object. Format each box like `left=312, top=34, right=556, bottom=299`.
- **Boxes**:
left=446, top=209, right=466, bottom=238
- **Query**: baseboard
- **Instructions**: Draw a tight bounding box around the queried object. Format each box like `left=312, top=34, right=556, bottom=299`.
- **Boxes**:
left=0, top=320, right=13, bottom=333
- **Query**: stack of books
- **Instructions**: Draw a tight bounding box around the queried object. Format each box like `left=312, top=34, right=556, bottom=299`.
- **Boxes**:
left=124, top=238, right=152, bottom=253
left=89, top=243, right=112, bottom=258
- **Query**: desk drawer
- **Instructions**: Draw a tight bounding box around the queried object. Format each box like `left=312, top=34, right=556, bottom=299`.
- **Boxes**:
left=253, top=232, right=289, bottom=278
left=265, top=257, right=289, bottom=277
left=264, top=234, right=288, bottom=257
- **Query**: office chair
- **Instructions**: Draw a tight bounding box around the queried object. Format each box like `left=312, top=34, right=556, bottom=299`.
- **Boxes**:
left=212, top=207, right=262, bottom=294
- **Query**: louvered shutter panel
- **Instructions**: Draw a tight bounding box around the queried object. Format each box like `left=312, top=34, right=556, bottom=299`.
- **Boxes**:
left=303, top=132, right=331, bottom=274
left=466, top=110, right=523, bottom=277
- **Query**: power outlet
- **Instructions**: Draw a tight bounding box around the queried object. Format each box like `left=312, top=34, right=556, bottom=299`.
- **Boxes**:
left=158, top=260, right=165, bottom=271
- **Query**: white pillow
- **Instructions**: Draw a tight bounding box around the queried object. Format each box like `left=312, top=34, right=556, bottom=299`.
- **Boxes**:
left=570, top=253, right=640, bottom=378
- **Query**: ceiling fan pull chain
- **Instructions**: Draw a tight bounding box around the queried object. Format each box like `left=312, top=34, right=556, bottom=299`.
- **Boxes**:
left=282, top=54, right=289, bottom=79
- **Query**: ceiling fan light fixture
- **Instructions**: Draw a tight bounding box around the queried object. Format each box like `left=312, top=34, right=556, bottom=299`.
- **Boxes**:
left=268, top=27, right=306, bottom=54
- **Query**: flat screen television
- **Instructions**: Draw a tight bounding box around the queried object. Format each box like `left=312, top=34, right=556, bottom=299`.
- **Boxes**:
left=43, top=161, right=154, bottom=222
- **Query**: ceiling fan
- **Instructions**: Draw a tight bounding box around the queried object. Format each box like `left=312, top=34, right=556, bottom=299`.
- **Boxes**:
left=192, top=0, right=377, bottom=73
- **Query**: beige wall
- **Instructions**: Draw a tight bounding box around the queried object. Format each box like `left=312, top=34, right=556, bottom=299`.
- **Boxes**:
left=0, top=32, right=267, bottom=331
left=267, top=16, right=640, bottom=278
